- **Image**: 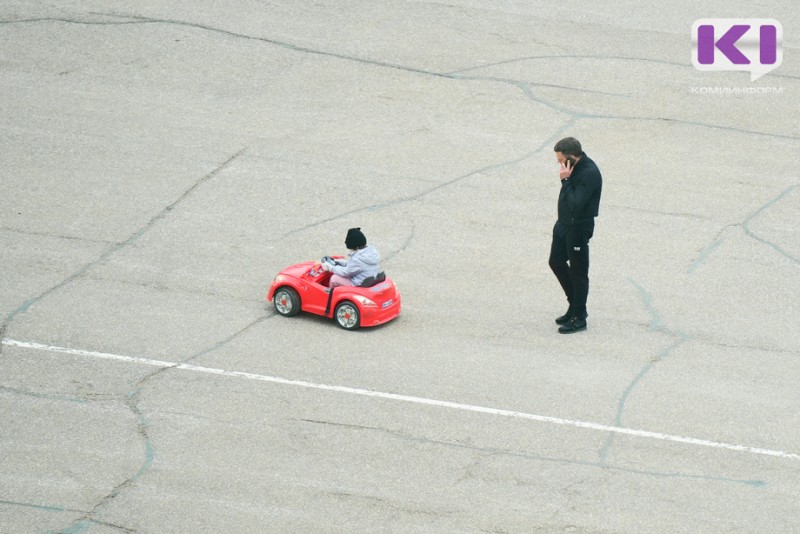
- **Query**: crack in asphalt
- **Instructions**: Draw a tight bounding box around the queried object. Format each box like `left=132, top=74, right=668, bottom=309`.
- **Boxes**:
left=75, top=390, right=153, bottom=530
left=383, top=224, right=416, bottom=263
left=448, top=53, right=691, bottom=75
left=275, top=145, right=543, bottom=240
left=0, top=385, right=88, bottom=405
left=0, top=14, right=455, bottom=79
left=596, top=279, right=690, bottom=466
left=277, top=116, right=579, bottom=241
left=51, top=312, right=273, bottom=533
left=3, top=14, right=797, bottom=142
left=298, top=417, right=765, bottom=487
left=741, top=185, right=799, bottom=264
left=0, top=499, right=85, bottom=514
left=0, top=227, right=115, bottom=245
left=0, top=148, right=246, bottom=532
left=689, top=184, right=799, bottom=273
left=0, top=148, right=246, bottom=351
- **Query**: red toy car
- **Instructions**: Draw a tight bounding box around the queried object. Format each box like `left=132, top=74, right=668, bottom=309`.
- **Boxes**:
left=267, top=256, right=401, bottom=330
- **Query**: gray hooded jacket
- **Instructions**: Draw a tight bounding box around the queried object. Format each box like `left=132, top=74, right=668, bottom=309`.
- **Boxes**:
left=330, top=245, right=381, bottom=286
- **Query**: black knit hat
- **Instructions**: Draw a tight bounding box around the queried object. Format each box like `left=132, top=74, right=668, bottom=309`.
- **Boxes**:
left=345, top=227, right=367, bottom=249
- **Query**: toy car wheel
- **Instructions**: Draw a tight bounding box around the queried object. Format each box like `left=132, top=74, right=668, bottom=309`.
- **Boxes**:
left=273, top=287, right=300, bottom=317
left=334, top=301, right=360, bottom=330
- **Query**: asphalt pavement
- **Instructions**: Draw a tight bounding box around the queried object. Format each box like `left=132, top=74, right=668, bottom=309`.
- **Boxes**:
left=1, top=2, right=799, bottom=533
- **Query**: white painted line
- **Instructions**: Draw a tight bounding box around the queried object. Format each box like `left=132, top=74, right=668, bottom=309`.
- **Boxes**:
left=4, top=338, right=799, bottom=462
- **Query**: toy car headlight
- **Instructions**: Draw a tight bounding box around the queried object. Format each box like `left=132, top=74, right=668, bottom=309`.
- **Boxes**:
left=353, top=295, right=377, bottom=307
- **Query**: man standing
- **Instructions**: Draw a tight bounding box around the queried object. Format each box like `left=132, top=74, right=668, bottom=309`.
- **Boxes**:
left=549, top=137, right=603, bottom=334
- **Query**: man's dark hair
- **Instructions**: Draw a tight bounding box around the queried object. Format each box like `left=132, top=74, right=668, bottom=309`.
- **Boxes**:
left=553, top=137, right=583, bottom=157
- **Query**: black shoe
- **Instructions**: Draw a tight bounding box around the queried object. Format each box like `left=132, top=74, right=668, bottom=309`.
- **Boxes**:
left=558, top=316, right=587, bottom=334
left=555, top=308, right=574, bottom=325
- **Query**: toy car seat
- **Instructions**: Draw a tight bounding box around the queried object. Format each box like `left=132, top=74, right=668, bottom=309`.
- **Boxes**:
left=359, top=272, right=386, bottom=288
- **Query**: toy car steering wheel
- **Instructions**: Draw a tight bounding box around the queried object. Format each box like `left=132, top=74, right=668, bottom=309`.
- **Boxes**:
left=321, top=256, right=337, bottom=265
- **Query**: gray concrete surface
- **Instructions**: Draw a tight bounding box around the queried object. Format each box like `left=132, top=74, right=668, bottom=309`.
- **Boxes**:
left=1, top=2, right=799, bottom=533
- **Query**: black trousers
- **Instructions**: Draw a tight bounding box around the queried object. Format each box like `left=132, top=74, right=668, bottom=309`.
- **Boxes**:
left=549, top=220, right=594, bottom=319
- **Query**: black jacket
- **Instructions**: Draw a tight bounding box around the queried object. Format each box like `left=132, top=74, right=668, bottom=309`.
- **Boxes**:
left=557, top=154, right=602, bottom=224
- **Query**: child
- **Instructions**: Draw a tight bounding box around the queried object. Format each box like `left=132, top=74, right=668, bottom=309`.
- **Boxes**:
left=321, top=227, right=381, bottom=287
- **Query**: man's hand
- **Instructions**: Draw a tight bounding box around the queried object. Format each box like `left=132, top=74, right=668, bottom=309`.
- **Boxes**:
left=559, top=159, right=573, bottom=181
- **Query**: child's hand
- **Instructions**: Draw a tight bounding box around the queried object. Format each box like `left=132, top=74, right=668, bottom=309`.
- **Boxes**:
left=320, top=262, right=332, bottom=272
